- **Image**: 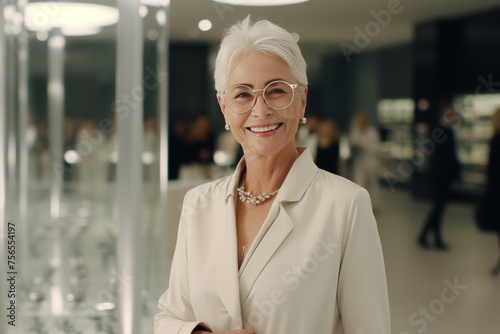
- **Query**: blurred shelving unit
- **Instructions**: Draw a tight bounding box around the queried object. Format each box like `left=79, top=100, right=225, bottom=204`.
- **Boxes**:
left=452, top=93, right=500, bottom=197
left=377, top=99, right=415, bottom=187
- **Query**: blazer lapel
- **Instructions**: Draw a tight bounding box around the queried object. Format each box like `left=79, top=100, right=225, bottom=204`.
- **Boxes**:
left=238, top=202, right=294, bottom=304
left=215, top=170, right=243, bottom=327
left=216, top=148, right=317, bottom=320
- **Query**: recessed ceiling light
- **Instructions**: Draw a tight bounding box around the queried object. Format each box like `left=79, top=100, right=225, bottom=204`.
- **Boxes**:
left=212, top=0, right=308, bottom=6
left=141, top=0, right=170, bottom=6
left=198, top=19, right=212, bottom=32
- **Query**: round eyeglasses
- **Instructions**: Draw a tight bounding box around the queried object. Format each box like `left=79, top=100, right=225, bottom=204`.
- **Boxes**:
left=220, top=80, right=303, bottom=115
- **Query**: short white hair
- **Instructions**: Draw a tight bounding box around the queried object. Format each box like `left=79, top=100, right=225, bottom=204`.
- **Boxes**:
left=214, top=16, right=308, bottom=92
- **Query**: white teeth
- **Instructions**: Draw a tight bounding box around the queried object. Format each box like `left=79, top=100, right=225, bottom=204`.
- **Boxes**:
left=249, top=124, right=280, bottom=133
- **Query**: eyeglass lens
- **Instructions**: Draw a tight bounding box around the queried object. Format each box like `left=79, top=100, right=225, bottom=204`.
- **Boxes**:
left=225, top=81, right=294, bottom=113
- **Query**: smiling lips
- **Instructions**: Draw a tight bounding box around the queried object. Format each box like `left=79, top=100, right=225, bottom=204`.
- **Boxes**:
left=248, top=123, right=282, bottom=133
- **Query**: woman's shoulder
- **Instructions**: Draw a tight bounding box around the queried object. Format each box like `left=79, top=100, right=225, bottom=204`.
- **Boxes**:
left=303, top=170, right=374, bottom=220
left=313, top=169, right=367, bottom=198
left=183, top=174, right=233, bottom=203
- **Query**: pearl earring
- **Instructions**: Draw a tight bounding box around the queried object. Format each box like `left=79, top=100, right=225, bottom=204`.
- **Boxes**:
left=300, top=117, right=307, bottom=125
left=225, top=124, right=230, bottom=131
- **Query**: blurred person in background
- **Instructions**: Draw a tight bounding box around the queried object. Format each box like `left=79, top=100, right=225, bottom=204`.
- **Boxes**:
left=35, top=120, right=50, bottom=182
left=143, top=115, right=160, bottom=182
left=180, top=114, right=216, bottom=179
left=76, top=118, right=108, bottom=198
left=168, top=118, right=189, bottom=180
left=418, top=104, right=461, bottom=251
left=315, top=119, right=340, bottom=175
left=296, top=112, right=320, bottom=159
left=188, top=114, right=216, bottom=165
left=349, top=113, right=381, bottom=209
left=155, top=16, right=390, bottom=334
left=486, top=108, right=500, bottom=275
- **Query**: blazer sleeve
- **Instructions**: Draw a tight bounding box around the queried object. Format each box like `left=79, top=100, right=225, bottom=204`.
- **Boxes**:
left=154, top=192, right=213, bottom=334
left=337, top=188, right=391, bottom=333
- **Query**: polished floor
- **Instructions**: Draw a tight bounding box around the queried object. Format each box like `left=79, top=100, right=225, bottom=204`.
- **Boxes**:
left=377, top=187, right=500, bottom=334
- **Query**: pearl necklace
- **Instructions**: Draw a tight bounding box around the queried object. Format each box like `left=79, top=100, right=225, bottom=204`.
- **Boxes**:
left=237, top=185, right=279, bottom=205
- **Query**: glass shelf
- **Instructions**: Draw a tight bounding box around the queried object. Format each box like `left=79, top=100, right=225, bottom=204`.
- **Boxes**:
left=452, top=93, right=500, bottom=190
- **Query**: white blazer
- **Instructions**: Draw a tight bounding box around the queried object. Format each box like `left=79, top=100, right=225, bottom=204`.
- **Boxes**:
left=155, top=148, right=390, bottom=334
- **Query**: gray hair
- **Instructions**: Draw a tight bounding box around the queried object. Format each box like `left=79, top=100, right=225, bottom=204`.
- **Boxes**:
left=214, top=16, right=308, bottom=92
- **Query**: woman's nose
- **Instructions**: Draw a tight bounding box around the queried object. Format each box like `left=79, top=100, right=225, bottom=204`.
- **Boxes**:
left=251, top=92, right=272, bottom=117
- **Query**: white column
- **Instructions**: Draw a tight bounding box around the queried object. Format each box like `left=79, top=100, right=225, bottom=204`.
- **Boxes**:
left=47, top=29, right=66, bottom=316
left=17, top=0, right=30, bottom=289
left=115, top=0, right=143, bottom=332
left=48, top=30, right=65, bottom=223
left=6, top=22, right=18, bottom=198
left=6, top=22, right=17, bottom=203
left=156, top=4, right=169, bottom=292
left=0, top=0, right=8, bottom=331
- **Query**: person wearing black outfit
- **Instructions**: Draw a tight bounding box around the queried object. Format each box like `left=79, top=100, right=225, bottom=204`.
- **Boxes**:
left=418, top=105, right=461, bottom=250
left=315, top=119, right=340, bottom=175
left=486, top=109, right=500, bottom=274
left=168, top=119, right=189, bottom=180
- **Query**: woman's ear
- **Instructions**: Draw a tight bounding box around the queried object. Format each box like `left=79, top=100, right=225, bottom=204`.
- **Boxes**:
left=217, top=93, right=230, bottom=128
left=217, top=93, right=227, bottom=116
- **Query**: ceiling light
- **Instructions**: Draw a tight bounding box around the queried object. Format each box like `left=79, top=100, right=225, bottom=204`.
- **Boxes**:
left=141, top=0, right=170, bottom=6
left=212, top=0, right=308, bottom=6
left=198, top=19, right=212, bottom=32
left=24, top=3, right=118, bottom=32
left=62, top=26, right=102, bottom=36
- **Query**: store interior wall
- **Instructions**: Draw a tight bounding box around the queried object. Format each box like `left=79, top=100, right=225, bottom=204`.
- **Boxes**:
left=320, top=43, right=413, bottom=133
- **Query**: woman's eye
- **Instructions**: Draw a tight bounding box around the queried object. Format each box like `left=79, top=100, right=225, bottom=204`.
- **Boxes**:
left=234, top=92, right=252, bottom=99
left=268, top=89, right=285, bottom=95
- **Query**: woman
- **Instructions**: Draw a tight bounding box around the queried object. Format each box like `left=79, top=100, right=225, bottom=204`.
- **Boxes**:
left=155, top=17, right=390, bottom=334
left=486, top=108, right=500, bottom=275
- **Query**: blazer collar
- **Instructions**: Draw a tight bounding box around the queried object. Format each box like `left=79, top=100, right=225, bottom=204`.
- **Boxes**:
left=214, top=198, right=243, bottom=328
left=275, top=147, right=318, bottom=203
left=224, top=147, right=318, bottom=204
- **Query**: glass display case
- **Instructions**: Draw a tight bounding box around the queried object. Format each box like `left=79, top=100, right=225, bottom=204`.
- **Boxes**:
left=452, top=93, right=500, bottom=196
left=2, top=1, right=170, bottom=333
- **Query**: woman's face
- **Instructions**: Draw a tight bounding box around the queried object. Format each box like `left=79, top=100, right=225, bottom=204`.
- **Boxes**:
left=217, top=52, right=307, bottom=157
